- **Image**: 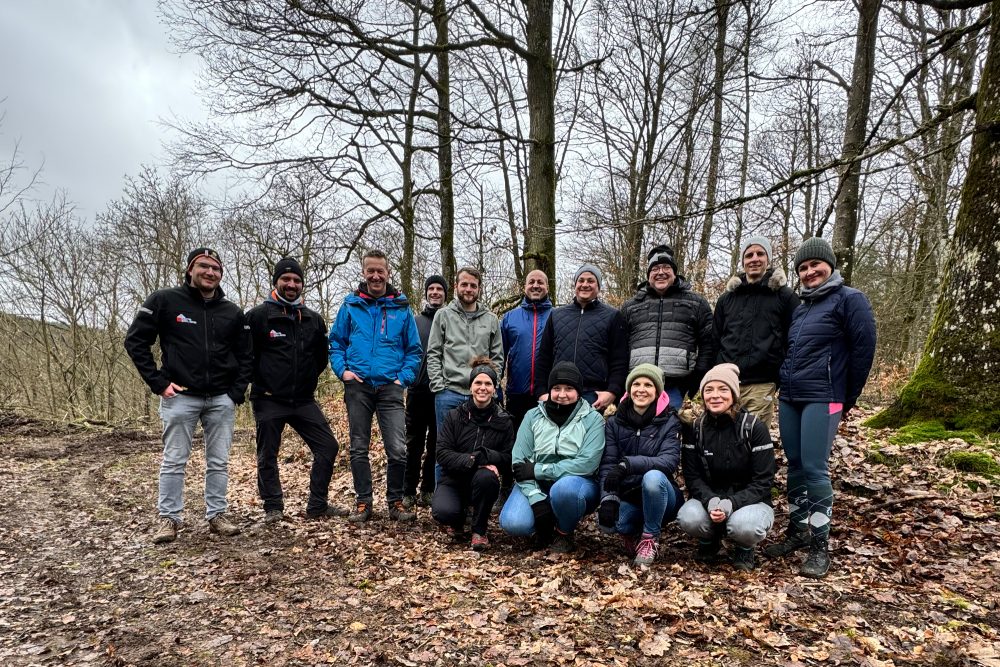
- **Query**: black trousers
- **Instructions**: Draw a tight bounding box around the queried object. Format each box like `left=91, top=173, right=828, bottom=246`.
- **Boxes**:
left=254, top=399, right=339, bottom=514
left=432, top=469, right=501, bottom=535
left=404, top=390, right=436, bottom=495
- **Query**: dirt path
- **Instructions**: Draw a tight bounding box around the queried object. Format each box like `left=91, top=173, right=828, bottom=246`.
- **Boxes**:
left=0, top=412, right=998, bottom=666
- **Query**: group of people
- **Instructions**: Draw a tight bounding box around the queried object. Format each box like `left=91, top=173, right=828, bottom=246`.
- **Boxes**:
left=124, top=234, right=876, bottom=579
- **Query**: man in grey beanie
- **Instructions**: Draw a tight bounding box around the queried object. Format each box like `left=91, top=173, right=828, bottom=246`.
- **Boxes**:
left=713, top=235, right=799, bottom=426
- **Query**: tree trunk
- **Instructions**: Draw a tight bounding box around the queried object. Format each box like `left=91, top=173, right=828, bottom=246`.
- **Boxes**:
left=523, top=0, right=558, bottom=288
left=832, top=0, right=882, bottom=285
left=434, top=0, right=456, bottom=286
left=869, top=0, right=1000, bottom=434
left=398, top=6, right=422, bottom=300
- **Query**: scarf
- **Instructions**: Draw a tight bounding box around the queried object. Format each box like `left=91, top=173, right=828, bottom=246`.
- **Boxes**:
left=799, top=270, right=844, bottom=301
left=544, top=399, right=578, bottom=427
left=618, top=398, right=657, bottom=430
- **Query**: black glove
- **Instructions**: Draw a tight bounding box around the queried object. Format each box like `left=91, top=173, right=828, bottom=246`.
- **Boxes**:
left=513, top=460, right=536, bottom=482
left=473, top=449, right=488, bottom=467
left=603, top=461, right=628, bottom=493
left=598, top=498, right=620, bottom=533
left=531, top=500, right=555, bottom=544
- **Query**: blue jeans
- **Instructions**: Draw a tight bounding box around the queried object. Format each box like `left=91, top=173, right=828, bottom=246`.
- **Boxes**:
left=499, top=476, right=599, bottom=536
left=615, top=470, right=681, bottom=538
left=158, top=393, right=236, bottom=522
left=662, top=385, right=684, bottom=411
left=677, top=498, right=774, bottom=547
left=344, top=381, right=407, bottom=504
left=434, top=389, right=468, bottom=483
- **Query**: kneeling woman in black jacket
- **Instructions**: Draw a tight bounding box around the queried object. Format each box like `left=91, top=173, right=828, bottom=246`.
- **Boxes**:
left=677, top=363, right=776, bottom=570
left=432, top=356, right=514, bottom=551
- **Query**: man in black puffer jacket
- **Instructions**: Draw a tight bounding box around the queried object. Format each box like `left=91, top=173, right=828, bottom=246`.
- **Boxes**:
left=713, top=236, right=799, bottom=426
left=534, top=264, right=628, bottom=412
left=246, top=258, right=348, bottom=523
left=621, top=245, right=714, bottom=409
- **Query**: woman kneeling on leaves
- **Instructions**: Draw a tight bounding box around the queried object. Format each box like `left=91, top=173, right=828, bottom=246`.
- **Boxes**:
left=432, top=356, right=514, bottom=551
left=597, top=363, right=682, bottom=566
left=677, top=363, right=776, bottom=570
left=499, top=361, right=605, bottom=553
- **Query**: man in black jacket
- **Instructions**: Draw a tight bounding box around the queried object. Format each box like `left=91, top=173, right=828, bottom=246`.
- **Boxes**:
left=403, top=274, right=447, bottom=509
left=246, top=258, right=348, bottom=524
left=622, top=245, right=714, bottom=409
left=713, top=236, right=799, bottom=426
left=125, top=247, right=252, bottom=544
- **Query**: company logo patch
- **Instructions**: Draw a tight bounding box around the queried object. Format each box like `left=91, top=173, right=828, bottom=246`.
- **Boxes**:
left=268, top=329, right=286, bottom=338
left=176, top=314, right=197, bottom=324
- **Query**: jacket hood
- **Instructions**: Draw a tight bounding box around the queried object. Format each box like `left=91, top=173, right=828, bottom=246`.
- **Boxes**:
left=350, top=283, right=409, bottom=306
left=520, top=296, right=553, bottom=311
left=725, top=268, right=787, bottom=293
left=617, top=391, right=673, bottom=421
left=633, top=275, right=691, bottom=300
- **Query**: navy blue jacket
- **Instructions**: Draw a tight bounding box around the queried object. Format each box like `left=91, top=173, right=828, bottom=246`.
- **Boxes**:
left=779, top=284, right=876, bottom=408
left=501, top=297, right=553, bottom=396
left=599, top=395, right=681, bottom=500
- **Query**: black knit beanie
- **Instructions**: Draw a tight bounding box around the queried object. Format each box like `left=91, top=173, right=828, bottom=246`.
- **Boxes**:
left=646, top=244, right=678, bottom=276
left=272, top=257, right=304, bottom=285
left=424, top=274, right=448, bottom=297
left=548, top=361, right=583, bottom=393
left=185, top=247, right=223, bottom=283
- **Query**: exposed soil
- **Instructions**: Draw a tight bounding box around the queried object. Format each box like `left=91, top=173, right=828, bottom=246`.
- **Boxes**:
left=0, top=408, right=997, bottom=666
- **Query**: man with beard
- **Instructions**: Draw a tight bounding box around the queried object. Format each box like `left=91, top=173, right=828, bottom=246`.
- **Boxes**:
left=125, top=247, right=251, bottom=544
left=246, top=258, right=348, bottom=524
left=329, top=250, right=423, bottom=523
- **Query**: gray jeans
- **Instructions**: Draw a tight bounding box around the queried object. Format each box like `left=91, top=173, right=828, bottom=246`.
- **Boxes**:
left=676, top=498, right=774, bottom=547
left=344, top=381, right=407, bottom=504
left=158, top=393, right=236, bottom=522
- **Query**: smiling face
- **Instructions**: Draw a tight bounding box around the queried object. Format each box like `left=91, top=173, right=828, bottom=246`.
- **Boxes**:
left=702, top=380, right=734, bottom=415
left=524, top=270, right=549, bottom=301
left=797, top=258, right=833, bottom=289
left=471, top=374, right=495, bottom=407
left=362, top=257, right=389, bottom=297
left=189, top=258, right=222, bottom=296
left=629, top=376, right=657, bottom=412
left=574, top=272, right=600, bottom=305
left=425, top=283, right=446, bottom=307
left=742, top=244, right=769, bottom=282
left=649, top=263, right=676, bottom=294
left=275, top=272, right=303, bottom=301
left=456, top=271, right=481, bottom=308
left=550, top=383, right=579, bottom=405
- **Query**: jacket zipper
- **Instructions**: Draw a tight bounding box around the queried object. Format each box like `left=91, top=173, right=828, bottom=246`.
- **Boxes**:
left=203, top=301, right=211, bottom=391
left=654, top=297, right=664, bottom=367
left=573, top=306, right=584, bottom=364
left=529, top=307, right=538, bottom=394
left=787, top=301, right=813, bottom=402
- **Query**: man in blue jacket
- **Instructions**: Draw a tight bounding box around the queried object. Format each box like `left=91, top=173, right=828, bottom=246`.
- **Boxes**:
left=329, top=250, right=422, bottom=523
left=501, top=269, right=553, bottom=425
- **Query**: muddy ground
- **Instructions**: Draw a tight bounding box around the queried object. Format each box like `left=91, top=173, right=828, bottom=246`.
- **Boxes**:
left=0, top=407, right=998, bottom=666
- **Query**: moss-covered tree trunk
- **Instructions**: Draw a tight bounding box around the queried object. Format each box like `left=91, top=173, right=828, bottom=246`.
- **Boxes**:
left=869, top=0, right=1000, bottom=433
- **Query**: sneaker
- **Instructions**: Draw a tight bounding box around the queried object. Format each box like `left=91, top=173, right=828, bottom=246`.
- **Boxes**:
left=348, top=503, right=372, bottom=523
left=694, top=538, right=724, bottom=563
left=550, top=531, right=575, bottom=554
left=263, top=509, right=284, bottom=524
left=418, top=491, right=434, bottom=507
left=732, top=545, right=757, bottom=571
left=306, top=504, right=350, bottom=519
left=764, top=527, right=810, bottom=558
left=621, top=534, right=639, bottom=557
left=388, top=500, right=416, bottom=522
left=470, top=532, right=490, bottom=551
left=208, top=514, right=241, bottom=537
left=633, top=533, right=658, bottom=566
left=152, top=517, right=178, bottom=544
left=402, top=495, right=417, bottom=510
left=799, top=536, right=831, bottom=579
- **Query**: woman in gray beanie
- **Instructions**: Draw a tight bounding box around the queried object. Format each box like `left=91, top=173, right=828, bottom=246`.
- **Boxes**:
left=767, top=237, right=876, bottom=578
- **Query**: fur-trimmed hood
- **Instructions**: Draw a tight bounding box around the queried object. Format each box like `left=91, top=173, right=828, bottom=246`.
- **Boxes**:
left=725, top=267, right=787, bottom=293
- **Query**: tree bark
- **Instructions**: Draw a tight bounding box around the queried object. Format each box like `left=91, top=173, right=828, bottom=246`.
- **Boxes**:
left=434, top=0, right=456, bottom=287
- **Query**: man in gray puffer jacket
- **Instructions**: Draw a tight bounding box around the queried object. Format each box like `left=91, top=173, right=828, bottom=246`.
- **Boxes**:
left=621, top=245, right=714, bottom=409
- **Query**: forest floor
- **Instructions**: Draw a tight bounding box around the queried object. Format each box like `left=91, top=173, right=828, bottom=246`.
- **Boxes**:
left=0, top=404, right=998, bottom=667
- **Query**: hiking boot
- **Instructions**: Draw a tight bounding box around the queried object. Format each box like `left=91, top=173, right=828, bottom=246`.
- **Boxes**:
left=152, top=517, right=179, bottom=544
left=306, top=504, right=349, bottom=519
left=694, top=538, right=725, bottom=563
left=550, top=530, right=575, bottom=554
left=388, top=500, right=416, bottom=522
left=263, top=509, right=284, bottom=524
left=799, top=536, right=831, bottom=579
left=633, top=533, right=658, bottom=566
left=621, top=534, right=639, bottom=557
left=732, top=545, right=757, bottom=571
left=208, top=514, right=241, bottom=537
left=402, top=495, right=417, bottom=510
left=764, top=526, right=810, bottom=558
left=418, top=491, right=434, bottom=507
left=471, top=532, right=490, bottom=551
left=348, top=503, right=372, bottom=523
left=493, top=485, right=512, bottom=512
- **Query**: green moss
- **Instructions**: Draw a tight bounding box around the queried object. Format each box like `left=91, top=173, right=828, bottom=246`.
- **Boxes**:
left=888, top=421, right=980, bottom=445
left=940, top=451, right=1000, bottom=477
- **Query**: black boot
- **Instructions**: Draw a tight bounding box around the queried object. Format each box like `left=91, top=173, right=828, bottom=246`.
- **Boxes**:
left=763, top=525, right=810, bottom=558
left=732, top=545, right=756, bottom=571
left=694, top=538, right=725, bottom=563
left=799, top=535, right=831, bottom=579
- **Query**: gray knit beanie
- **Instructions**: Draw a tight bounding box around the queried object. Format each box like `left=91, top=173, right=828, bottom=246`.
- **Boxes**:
left=794, top=237, right=837, bottom=271
left=573, top=263, right=603, bottom=289
left=739, top=236, right=773, bottom=265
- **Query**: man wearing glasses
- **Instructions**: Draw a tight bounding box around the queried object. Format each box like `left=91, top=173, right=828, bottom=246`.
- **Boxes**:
left=125, top=247, right=252, bottom=544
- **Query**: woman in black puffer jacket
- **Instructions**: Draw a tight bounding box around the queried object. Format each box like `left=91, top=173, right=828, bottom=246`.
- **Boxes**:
left=432, top=356, right=514, bottom=551
left=596, top=364, right=682, bottom=566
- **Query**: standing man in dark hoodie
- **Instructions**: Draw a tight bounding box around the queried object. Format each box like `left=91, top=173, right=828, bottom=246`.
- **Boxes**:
left=402, top=274, right=448, bottom=510
left=329, top=249, right=423, bottom=523
left=621, top=245, right=714, bottom=410
left=125, top=247, right=251, bottom=545
left=246, top=258, right=348, bottom=524
left=713, top=236, right=799, bottom=427
left=534, top=264, right=628, bottom=411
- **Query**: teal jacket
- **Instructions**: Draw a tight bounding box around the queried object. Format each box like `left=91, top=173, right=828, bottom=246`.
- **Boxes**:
left=512, top=399, right=606, bottom=505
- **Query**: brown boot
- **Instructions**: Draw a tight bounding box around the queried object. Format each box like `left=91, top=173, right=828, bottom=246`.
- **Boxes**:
left=152, top=517, right=179, bottom=544
left=208, top=513, right=241, bottom=537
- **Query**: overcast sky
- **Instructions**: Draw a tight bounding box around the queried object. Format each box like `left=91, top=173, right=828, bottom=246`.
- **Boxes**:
left=0, top=1, right=204, bottom=219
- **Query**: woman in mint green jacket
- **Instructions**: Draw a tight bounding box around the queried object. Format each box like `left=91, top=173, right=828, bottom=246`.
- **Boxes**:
left=499, top=362, right=605, bottom=553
